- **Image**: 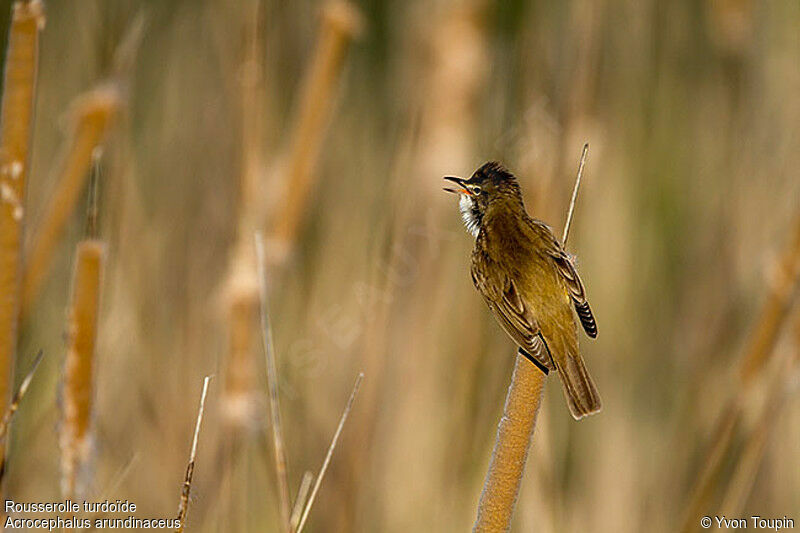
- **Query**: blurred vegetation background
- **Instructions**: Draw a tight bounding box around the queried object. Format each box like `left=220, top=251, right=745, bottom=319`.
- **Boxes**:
left=3, top=0, right=799, bottom=531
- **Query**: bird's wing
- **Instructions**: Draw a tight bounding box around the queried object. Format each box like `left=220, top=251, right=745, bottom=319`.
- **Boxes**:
left=549, top=250, right=598, bottom=338
left=471, top=260, right=555, bottom=370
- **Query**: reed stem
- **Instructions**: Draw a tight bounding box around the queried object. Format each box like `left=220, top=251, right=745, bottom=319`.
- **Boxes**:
left=473, top=352, right=546, bottom=532
left=0, top=0, right=44, bottom=476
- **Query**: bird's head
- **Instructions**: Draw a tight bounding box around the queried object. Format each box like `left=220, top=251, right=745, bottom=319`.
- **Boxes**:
left=443, top=161, right=523, bottom=237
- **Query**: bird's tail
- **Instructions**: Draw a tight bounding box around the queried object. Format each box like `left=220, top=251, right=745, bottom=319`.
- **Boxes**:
left=553, top=338, right=602, bottom=420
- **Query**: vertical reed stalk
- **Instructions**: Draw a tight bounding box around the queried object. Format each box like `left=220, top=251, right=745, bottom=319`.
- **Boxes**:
left=473, top=353, right=546, bottom=532
left=267, top=1, right=362, bottom=263
left=21, top=86, right=120, bottom=311
left=60, top=239, right=105, bottom=498
left=238, top=0, right=265, bottom=225
left=221, top=0, right=265, bottom=429
left=0, top=0, right=44, bottom=475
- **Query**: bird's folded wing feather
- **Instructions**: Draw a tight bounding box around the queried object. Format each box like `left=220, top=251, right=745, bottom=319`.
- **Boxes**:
left=549, top=250, right=598, bottom=338
left=471, top=262, right=555, bottom=370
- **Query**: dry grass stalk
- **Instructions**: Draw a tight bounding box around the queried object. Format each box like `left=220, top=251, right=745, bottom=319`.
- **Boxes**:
left=22, top=85, right=120, bottom=312
left=473, top=145, right=590, bottom=531
left=473, top=353, right=546, bottom=532
left=561, top=143, right=588, bottom=244
left=296, top=372, right=363, bottom=533
left=0, top=0, right=44, bottom=470
left=290, top=471, right=315, bottom=531
left=255, top=231, right=292, bottom=532
left=60, top=239, right=105, bottom=498
left=267, top=1, right=363, bottom=264
left=0, top=349, right=43, bottom=444
left=175, top=375, right=212, bottom=533
left=680, top=215, right=800, bottom=532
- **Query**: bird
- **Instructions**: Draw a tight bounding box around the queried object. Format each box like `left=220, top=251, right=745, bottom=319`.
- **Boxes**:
left=444, top=161, right=601, bottom=420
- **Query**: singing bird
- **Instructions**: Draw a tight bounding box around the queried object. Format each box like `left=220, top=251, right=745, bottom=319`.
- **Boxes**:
left=444, top=162, right=601, bottom=419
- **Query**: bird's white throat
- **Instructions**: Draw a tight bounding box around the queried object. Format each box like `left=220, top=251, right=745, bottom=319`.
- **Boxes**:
left=459, top=194, right=481, bottom=237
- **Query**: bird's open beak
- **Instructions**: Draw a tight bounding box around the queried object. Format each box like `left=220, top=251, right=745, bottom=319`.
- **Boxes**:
left=443, top=176, right=471, bottom=195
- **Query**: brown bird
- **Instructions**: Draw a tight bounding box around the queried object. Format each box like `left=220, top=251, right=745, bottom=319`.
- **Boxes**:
left=444, top=161, right=601, bottom=419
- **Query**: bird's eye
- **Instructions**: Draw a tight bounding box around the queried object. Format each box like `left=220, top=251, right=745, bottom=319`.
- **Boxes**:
left=471, top=186, right=482, bottom=195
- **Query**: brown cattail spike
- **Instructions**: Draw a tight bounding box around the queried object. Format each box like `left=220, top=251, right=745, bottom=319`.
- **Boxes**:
left=267, top=1, right=364, bottom=265
left=0, top=0, right=45, bottom=473
left=22, top=85, right=120, bottom=312
left=60, top=240, right=105, bottom=498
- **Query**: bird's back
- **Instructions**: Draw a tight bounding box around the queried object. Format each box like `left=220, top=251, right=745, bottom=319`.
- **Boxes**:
left=474, top=209, right=573, bottom=326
